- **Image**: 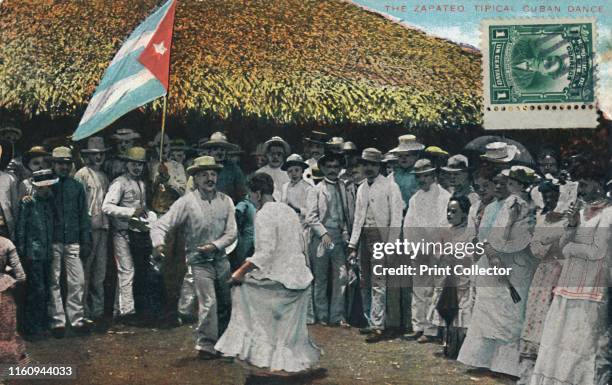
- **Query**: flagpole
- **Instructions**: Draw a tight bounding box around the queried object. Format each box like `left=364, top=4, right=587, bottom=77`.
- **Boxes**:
left=159, top=94, right=168, bottom=163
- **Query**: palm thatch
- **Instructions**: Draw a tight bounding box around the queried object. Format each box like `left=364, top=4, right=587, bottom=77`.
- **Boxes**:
left=0, top=0, right=482, bottom=130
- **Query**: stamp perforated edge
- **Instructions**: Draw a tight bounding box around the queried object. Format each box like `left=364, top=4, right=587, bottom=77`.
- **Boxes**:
left=480, top=17, right=600, bottom=129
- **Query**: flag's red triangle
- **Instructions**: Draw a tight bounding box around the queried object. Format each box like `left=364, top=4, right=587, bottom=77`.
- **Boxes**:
left=138, top=0, right=177, bottom=91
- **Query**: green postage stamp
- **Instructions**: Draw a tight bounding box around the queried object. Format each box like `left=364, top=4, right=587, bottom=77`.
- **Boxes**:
left=482, top=18, right=598, bottom=130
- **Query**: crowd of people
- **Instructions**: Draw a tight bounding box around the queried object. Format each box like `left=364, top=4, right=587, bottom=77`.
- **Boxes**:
left=0, top=124, right=610, bottom=384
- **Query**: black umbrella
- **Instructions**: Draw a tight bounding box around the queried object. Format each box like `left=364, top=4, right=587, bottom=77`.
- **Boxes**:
left=463, top=135, right=534, bottom=166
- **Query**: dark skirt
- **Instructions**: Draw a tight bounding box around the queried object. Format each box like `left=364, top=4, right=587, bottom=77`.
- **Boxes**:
left=445, top=326, right=467, bottom=359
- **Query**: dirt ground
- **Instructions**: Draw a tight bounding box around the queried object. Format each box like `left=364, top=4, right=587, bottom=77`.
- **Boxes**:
left=5, top=324, right=516, bottom=385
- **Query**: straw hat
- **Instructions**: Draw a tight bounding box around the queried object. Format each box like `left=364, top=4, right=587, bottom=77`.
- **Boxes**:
left=382, top=152, right=399, bottom=163
left=80, top=137, right=110, bottom=153
left=412, top=158, right=436, bottom=174
left=31, top=169, right=59, bottom=187
left=480, top=142, right=518, bottom=163
left=201, top=131, right=238, bottom=150
left=424, top=146, right=449, bottom=157
left=342, top=141, right=359, bottom=155
left=23, top=146, right=50, bottom=166
left=325, top=137, right=345, bottom=154
left=358, top=148, right=383, bottom=163
left=441, top=154, right=469, bottom=172
left=263, top=136, right=290, bottom=154
left=281, top=154, right=309, bottom=171
left=51, top=146, right=73, bottom=162
left=186, top=156, right=223, bottom=175
left=111, top=128, right=141, bottom=141
left=390, top=135, right=425, bottom=154
left=120, top=146, right=147, bottom=163
left=501, top=165, right=538, bottom=185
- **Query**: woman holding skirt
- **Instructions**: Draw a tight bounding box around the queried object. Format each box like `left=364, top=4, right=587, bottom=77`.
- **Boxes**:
left=215, top=173, right=320, bottom=375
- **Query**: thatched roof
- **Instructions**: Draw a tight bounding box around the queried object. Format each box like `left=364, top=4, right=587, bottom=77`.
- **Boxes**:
left=0, top=0, right=482, bottom=130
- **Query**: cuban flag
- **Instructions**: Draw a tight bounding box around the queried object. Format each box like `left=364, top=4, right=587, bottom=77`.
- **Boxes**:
left=73, top=0, right=177, bottom=141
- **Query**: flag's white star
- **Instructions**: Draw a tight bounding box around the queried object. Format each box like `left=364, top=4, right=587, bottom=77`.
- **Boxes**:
left=153, top=41, right=167, bottom=55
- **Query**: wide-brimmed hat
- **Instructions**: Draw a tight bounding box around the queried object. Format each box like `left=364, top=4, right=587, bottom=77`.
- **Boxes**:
left=325, top=137, right=345, bottom=154
left=317, top=151, right=345, bottom=169
left=80, top=137, right=110, bottom=153
left=282, top=153, right=309, bottom=171
left=23, top=146, right=50, bottom=166
left=311, top=164, right=324, bottom=181
left=170, top=138, right=191, bottom=151
left=382, top=152, right=398, bottom=163
left=186, top=155, right=223, bottom=175
left=441, top=154, right=469, bottom=172
left=111, top=128, right=141, bottom=141
left=390, top=134, right=424, bottom=154
left=358, top=148, right=383, bottom=164
left=201, top=131, right=238, bottom=150
left=303, top=130, right=328, bottom=145
left=120, top=146, right=147, bottom=163
left=263, top=136, right=290, bottom=154
left=31, top=169, right=59, bottom=187
left=424, top=146, right=449, bottom=157
left=480, top=142, right=518, bottom=163
left=342, top=141, right=359, bottom=155
left=501, top=165, right=538, bottom=185
left=51, top=146, right=74, bottom=162
left=0, top=126, right=22, bottom=142
left=413, top=158, right=436, bottom=174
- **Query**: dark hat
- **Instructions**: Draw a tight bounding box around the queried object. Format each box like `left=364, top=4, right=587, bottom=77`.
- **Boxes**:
left=303, top=130, right=329, bottom=145
left=317, top=151, right=345, bottom=169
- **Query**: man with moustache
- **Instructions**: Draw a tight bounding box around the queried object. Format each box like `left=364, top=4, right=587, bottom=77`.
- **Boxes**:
left=403, top=159, right=451, bottom=343
left=348, top=148, right=404, bottom=342
left=302, top=131, right=328, bottom=185
left=49, top=146, right=92, bottom=336
left=305, top=152, right=354, bottom=327
left=151, top=156, right=237, bottom=359
left=74, top=137, right=110, bottom=324
left=105, top=128, right=141, bottom=182
left=102, top=147, right=152, bottom=325
left=256, top=136, right=290, bottom=201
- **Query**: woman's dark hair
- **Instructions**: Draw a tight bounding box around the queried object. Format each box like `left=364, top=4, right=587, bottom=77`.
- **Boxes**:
left=449, top=194, right=471, bottom=215
left=247, top=172, right=274, bottom=196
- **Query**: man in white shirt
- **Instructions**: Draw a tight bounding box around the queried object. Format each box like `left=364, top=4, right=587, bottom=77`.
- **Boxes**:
left=403, top=159, right=451, bottom=343
left=74, top=137, right=110, bottom=323
left=102, top=147, right=150, bottom=324
left=151, top=156, right=237, bottom=359
left=348, top=148, right=404, bottom=343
